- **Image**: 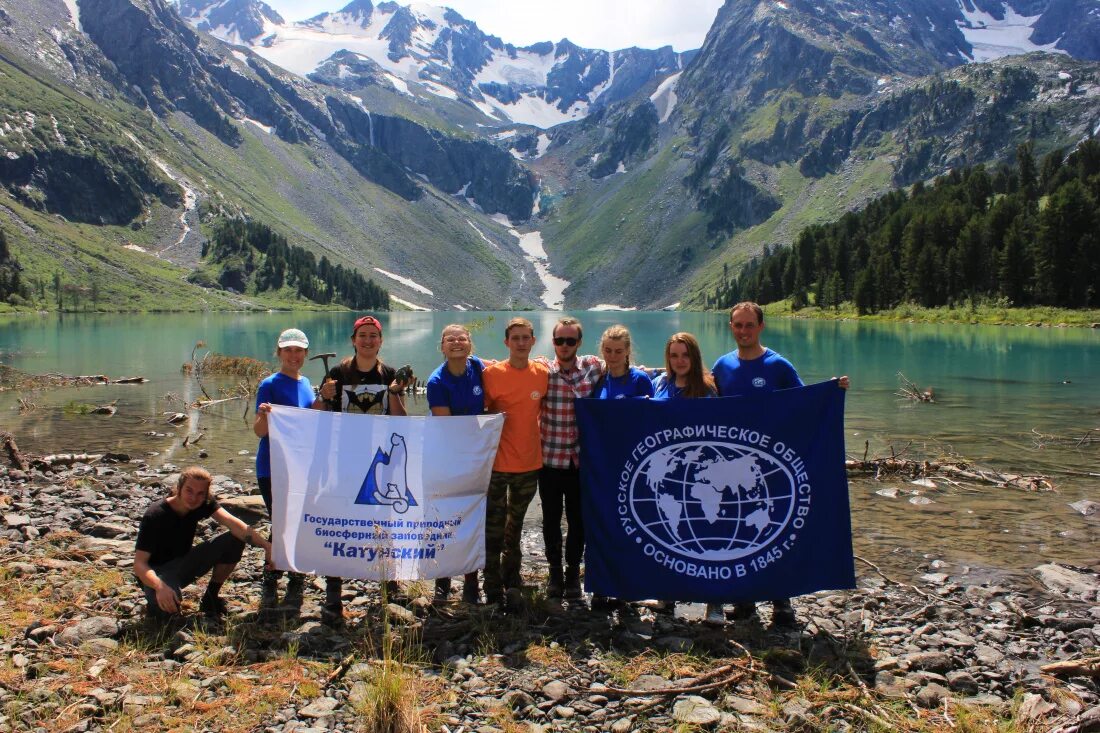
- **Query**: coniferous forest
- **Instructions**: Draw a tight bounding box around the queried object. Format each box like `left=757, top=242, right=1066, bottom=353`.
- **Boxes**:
left=709, top=140, right=1100, bottom=313
left=192, top=219, right=389, bottom=310
left=0, top=227, right=30, bottom=306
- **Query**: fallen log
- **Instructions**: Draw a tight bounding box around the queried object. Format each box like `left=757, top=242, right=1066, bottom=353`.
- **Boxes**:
left=111, top=376, right=148, bottom=384
left=32, top=453, right=104, bottom=469
left=844, top=457, right=1054, bottom=491
left=1040, top=657, right=1100, bottom=678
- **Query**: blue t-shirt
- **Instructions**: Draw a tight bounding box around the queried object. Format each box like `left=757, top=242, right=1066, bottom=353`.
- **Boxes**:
left=711, top=348, right=803, bottom=396
left=426, top=356, right=486, bottom=416
left=595, top=367, right=655, bottom=400
left=255, top=371, right=315, bottom=478
left=651, top=373, right=717, bottom=400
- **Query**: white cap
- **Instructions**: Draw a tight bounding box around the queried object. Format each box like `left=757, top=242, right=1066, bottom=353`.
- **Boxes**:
left=277, top=328, right=309, bottom=349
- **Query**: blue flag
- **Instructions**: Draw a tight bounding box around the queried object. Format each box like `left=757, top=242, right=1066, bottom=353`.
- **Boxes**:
left=576, top=381, right=855, bottom=603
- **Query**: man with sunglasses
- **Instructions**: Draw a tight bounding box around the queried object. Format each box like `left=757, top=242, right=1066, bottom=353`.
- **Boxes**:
left=538, top=317, right=603, bottom=600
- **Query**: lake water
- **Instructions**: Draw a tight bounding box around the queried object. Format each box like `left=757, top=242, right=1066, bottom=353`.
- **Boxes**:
left=2, top=311, right=1097, bottom=581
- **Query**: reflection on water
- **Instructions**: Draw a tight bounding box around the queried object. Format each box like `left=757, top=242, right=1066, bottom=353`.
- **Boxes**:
left=2, top=312, right=1096, bottom=579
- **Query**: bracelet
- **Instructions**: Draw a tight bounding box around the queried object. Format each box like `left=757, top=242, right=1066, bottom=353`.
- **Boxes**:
left=388, top=387, right=403, bottom=396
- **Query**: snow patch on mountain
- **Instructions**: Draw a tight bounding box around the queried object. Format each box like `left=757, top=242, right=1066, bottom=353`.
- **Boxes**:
left=467, top=220, right=499, bottom=250
left=373, top=268, right=434, bottom=295
left=390, top=294, right=429, bottom=310
left=241, top=117, right=273, bottom=133
left=62, top=0, right=82, bottom=32
left=487, top=94, right=586, bottom=128
left=589, top=304, right=637, bottom=311
left=956, top=1, right=1065, bottom=62
left=510, top=229, right=568, bottom=310
left=649, top=71, right=681, bottom=124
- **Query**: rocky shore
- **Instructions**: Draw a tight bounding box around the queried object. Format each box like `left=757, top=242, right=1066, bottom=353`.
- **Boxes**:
left=1, top=457, right=1098, bottom=732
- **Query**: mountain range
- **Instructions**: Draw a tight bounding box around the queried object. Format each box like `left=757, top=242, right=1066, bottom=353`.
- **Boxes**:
left=177, top=0, right=696, bottom=129
left=0, top=0, right=1097, bottom=311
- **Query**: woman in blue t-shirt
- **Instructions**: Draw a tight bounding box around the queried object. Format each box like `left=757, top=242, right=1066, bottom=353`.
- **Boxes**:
left=651, top=332, right=717, bottom=400
left=425, top=323, right=485, bottom=604
left=649, top=332, right=728, bottom=623
left=594, top=324, right=655, bottom=401
left=253, top=328, right=320, bottom=610
left=590, top=325, right=653, bottom=612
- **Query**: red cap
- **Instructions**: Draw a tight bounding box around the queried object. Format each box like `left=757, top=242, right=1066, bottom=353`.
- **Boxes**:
left=352, top=316, right=382, bottom=336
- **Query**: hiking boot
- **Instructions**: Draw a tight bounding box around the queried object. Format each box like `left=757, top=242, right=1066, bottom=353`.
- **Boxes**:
left=563, top=566, right=582, bottom=600
left=484, top=585, right=504, bottom=606
left=199, top=594, right=228, bottom=619
left=505, top=587, right=524, bottom=610
left=323, top=578, right=344, bottom=627
left=704, top=603, right=726, bottom=626
left=503, top=568, right=522, bottom=590
left=260, top=571, right=279, bottom=609
left=590, top=594, right=612, bottom=612
left=283, top=573, right=305, bottom=607
left=144, top=603, right=172, bottom=626
left=771, top=599, right=798, bottom=628
left=462, top=574, right=480, bottom=605
left=321, top=599, right=344, bottom=628
left=434, top=578, right=452, bottom=603
left=546, top=567, right=564, bottom=599
left=729, top=602, right=759, bottom=622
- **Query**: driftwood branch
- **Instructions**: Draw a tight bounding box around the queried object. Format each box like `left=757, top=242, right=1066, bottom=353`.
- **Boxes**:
left=855, top=555, right=962, bottom=606
left=896, top=372, right=934, bottom=402
left=1, top=432, right=29, bottom=471
left=844, top=457, right=1054, bottom=491
left=32, top=453, right=104, bottom=469
left=1041, top=657, right=1100, bottom=677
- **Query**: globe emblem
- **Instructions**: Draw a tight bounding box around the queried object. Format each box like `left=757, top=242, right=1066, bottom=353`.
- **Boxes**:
left=629, top=441, right=796, bottom=561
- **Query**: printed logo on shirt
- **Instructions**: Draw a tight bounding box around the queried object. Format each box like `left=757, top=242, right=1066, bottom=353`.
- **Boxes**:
left=473, top=386, right=483, bottom=396
left=752, top=377, right=766, bottom=388
left=530, top=391, right=542, bottom=400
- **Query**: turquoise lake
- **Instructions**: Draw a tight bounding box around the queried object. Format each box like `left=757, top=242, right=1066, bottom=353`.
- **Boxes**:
left=1, top=311, right=1097, bottom=580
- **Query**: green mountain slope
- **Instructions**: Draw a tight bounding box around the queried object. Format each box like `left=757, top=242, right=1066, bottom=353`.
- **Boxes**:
left=535, top=51, right=1100, bottom=309
left=0, top=0, right=543, bottom=312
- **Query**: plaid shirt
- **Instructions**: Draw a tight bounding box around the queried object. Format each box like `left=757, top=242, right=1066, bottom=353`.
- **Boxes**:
left=540, top=355, right=603, bottom=469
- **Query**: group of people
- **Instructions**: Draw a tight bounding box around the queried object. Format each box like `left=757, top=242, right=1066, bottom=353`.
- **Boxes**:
left=133, top=303, right=847, bottom=629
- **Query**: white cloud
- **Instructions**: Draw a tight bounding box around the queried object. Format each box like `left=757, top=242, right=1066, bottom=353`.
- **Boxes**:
left=263, top=0, right=722, bottom=52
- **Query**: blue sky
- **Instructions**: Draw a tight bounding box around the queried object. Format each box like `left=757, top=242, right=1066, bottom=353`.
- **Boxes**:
left=262, top=0, right=725, bottom=51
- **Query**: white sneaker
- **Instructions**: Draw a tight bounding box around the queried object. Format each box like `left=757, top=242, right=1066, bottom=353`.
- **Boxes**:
left=705, top=603, right=725, bottom=625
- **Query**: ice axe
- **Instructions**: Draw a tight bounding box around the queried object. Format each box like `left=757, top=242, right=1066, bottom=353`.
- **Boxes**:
left=310, top=352, right=336, bottom=381
left=310, top=351, right=337, bottom=404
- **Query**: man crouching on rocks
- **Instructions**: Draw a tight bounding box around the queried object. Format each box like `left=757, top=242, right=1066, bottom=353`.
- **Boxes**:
left=133, top=467, right=273, bottom=622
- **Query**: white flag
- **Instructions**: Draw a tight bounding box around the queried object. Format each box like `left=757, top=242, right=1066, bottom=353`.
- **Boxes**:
left=267, top=406, right=503, bottom=580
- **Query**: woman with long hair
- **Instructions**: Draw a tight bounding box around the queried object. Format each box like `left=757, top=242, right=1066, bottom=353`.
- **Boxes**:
left=650, top=332, right=726, bottom=624
left=651, top=332, right=717, bottom=400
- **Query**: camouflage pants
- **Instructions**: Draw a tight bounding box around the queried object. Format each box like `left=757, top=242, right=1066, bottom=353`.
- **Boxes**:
left=483, top=470, right=539, bottom=596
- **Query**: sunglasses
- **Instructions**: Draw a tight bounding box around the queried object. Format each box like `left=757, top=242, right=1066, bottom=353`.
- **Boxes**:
left=553, top=337, right=579, bottom=346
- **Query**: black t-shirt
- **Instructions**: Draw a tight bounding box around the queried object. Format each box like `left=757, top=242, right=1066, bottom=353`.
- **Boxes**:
left=327, top=360, right=397, bottom=414
left=135, top=498, right=219, bottom=567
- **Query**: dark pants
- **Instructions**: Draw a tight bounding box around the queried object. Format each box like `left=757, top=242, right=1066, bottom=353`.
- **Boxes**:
left=139, top=532, right=244, bottom=606
left=258, top=475, right=274, bottom=515
left=538, top=465, right=584, bottom=570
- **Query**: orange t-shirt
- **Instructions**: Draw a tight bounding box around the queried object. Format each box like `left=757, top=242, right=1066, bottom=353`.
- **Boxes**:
left=482, top=360, right=550, bottom=472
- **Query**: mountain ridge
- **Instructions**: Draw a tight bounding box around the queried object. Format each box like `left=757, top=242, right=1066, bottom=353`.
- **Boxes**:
left=173, top=0, right=697, bottom=128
